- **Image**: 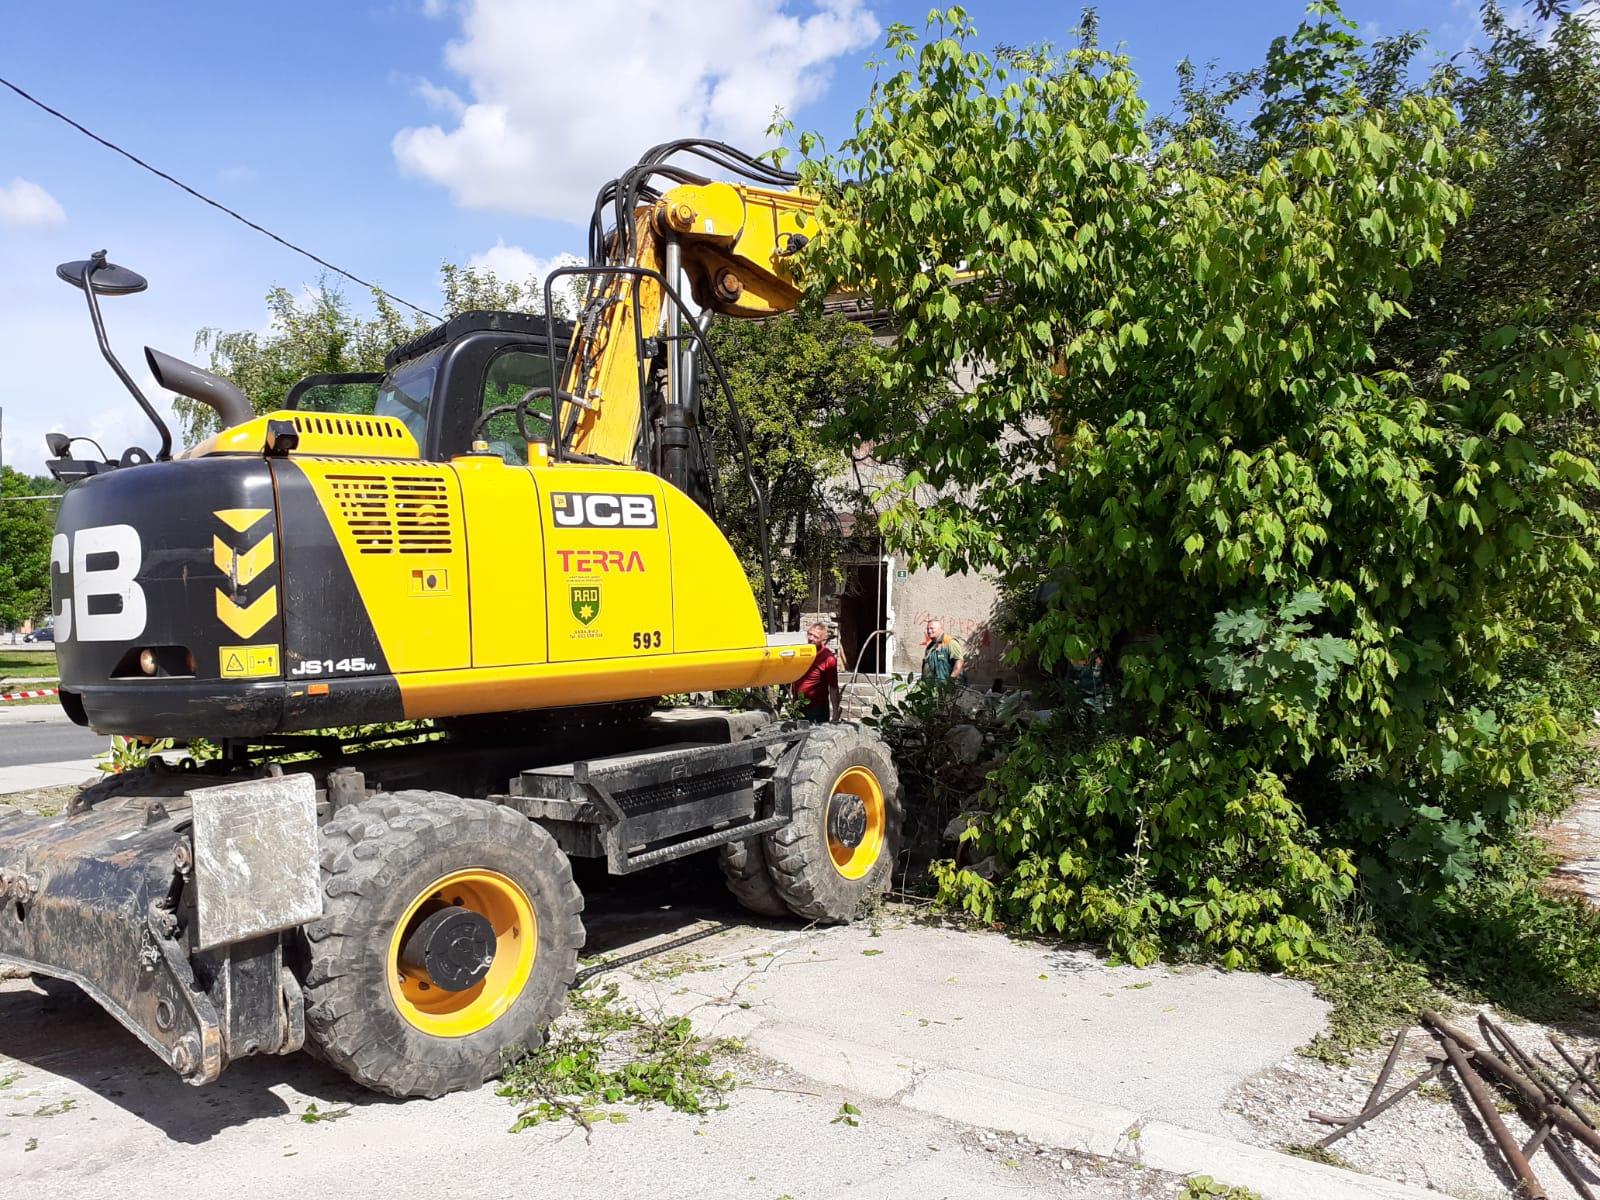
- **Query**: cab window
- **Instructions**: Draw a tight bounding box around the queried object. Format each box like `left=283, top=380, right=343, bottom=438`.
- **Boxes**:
left=287, top=374, right=383, bottom=415
left=374, top=361, right=437, bottom=448
left=479, top=350, right=557, bottom=465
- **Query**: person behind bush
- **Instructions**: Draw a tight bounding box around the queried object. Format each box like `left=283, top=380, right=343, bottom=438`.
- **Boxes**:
left=792, top=621, right=841, bottom=723
left=921, top=618, right=966, bottom=684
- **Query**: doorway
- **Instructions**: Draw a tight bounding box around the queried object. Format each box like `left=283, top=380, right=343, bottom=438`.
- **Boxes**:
left=837, top=560, right=888, bottom=675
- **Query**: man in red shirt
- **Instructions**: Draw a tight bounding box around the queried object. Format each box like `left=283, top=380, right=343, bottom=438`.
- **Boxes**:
left=793, top=621, right=841, bottom=723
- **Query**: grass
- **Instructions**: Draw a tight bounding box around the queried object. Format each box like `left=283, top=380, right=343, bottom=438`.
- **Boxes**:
left=1289, top=924, right=1445, bottom=1064
left=0, top=786, right=79, bottom=819
left=0, top=650, right=57, bottom=675
left=497, top=981, right=740, bottom=1132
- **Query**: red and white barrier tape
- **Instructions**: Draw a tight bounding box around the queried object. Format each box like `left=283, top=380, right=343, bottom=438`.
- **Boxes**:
left=0, top=687, right=57, bottom=702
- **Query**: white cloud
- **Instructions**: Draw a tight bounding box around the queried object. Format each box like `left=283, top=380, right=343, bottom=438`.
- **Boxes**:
left=415, top=78, right=466, bottom=118
left=467, top=242, right=589, bottom=315
left=468, top=240, right=578, bottom=283
left=394, top=0, right=878, bottom=223
left=0, top=178, right=66, bottom=227
left=421, top=0, right=450, bottom=16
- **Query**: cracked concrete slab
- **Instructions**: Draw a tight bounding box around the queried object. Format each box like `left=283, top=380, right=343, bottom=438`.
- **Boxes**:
left=620, top=914, right=1329, bottom=1140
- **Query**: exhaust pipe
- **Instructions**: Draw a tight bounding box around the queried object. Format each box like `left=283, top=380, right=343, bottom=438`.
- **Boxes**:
left=145, top=347, right=253, bottom=430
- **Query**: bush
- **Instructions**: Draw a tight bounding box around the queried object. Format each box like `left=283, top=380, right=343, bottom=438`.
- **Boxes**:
left=793, top=8, right=1600, bottom=971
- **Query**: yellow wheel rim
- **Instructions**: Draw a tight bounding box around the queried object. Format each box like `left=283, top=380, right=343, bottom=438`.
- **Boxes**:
left=386, top=869, right=536, bottom=1038
left=827, top=765, right=886, bottom=881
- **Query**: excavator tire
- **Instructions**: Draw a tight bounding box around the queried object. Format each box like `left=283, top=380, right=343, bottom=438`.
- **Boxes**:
left=763, top=726, right=900, bottom=923
left=301, top=791, right=584, bottom=1098
left=717, top=837, right=791, bottom=918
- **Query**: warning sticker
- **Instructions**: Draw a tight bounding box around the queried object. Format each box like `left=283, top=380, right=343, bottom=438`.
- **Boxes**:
left=220, top=644, right=280, bottom=678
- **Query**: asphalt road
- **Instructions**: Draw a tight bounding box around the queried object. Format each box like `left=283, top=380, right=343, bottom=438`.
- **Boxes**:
left=0, top=707, right=107, bottom=766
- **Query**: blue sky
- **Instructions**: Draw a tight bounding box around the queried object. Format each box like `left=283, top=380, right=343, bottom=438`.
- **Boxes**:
left=0, top=0, right=1488, bottom=473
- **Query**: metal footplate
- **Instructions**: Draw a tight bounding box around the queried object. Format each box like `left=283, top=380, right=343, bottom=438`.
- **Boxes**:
left=0, top=772, right=321, bottom=1083
left=506, top=726, right=803, bottom=873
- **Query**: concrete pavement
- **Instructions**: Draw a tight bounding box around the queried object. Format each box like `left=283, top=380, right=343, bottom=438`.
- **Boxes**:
left=0, top=887, right=1445, bottom=1200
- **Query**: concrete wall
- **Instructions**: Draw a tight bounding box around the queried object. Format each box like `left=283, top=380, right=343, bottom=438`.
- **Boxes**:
left=887, top=563, right=1013, bottom=684
left=803, top=560, right=1015, bottom=687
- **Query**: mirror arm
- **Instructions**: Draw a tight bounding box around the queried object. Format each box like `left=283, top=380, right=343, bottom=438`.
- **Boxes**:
left=80, top=252, right=172, bottom=461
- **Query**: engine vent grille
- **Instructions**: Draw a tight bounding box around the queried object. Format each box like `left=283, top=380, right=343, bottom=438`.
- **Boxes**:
left=327, top=474, right=453, bottom=555
left=292, top=414, right=408, bottom=441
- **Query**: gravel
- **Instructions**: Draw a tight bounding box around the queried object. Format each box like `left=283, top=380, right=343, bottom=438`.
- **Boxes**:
left=1226, top=1010, right=1600, bottom=1199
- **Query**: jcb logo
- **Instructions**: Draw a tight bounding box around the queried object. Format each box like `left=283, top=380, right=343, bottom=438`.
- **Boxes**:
left=50, top=524, right=147, bottom=642
left=551, top=492, right=657, bottom=529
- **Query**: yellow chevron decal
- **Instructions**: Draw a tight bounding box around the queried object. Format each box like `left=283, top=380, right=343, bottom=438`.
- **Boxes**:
left=213, top=533, right=275, bottom=587
left=214, top=507, right=271, bottom=534
left=216, top=589, right=278, bottom=639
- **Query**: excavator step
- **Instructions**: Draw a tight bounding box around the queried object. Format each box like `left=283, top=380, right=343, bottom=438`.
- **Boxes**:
left=506, top=725, right=802, bottom=873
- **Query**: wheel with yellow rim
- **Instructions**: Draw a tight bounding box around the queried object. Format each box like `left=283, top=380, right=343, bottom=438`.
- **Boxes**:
left=300, top=791, right=585, bottom=1098
left=763, top=725, right=900, bottom=923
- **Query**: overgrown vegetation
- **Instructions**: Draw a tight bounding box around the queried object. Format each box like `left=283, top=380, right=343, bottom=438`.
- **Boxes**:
left=1288, top=924, right=1443, bottom=1062
left=865, top=679, right=1037, bottom=862
left=497, top=981, right=739, bottom=1132
left=790, top=1, right=1600, bottom=1009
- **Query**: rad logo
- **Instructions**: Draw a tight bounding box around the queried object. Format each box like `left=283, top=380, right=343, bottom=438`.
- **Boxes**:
left=551, top=492, right=657, bottom=530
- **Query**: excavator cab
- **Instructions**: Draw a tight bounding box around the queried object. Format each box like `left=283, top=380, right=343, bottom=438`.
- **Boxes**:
left=284, top=311, right=574, bottom=468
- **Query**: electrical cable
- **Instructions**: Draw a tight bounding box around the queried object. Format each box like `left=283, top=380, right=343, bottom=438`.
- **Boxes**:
left=0, top=75, right=442, bottom=321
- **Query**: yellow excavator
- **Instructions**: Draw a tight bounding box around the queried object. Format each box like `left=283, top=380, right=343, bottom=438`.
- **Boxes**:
left=0, top=141, right=899, bottom=1097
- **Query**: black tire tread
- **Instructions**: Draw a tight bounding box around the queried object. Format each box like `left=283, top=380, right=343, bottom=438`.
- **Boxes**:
left=301, top=789, right=584, bottom=1098
left=717, top=837, right=791, bottom=918
left=763, top=726, right=901, bottom=923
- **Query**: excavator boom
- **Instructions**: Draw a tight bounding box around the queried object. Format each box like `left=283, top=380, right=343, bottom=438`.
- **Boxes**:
left=560, top=178, right=820, bottom=464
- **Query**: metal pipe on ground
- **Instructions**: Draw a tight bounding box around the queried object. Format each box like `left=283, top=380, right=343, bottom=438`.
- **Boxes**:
left=1431, top=1026, right=1548, bottom=1199
left=1425, top=1011, right=1600, bottom=1162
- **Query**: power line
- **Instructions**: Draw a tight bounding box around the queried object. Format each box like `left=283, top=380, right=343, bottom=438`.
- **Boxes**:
left=0, top=75, right=442, bottom=321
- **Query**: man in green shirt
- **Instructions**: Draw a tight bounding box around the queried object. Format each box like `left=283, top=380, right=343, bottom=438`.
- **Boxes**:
left=921, top=619, right=966, bottom=684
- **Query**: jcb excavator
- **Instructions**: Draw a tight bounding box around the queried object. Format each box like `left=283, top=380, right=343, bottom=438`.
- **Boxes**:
left=0, top=142, right=899, bottom=1097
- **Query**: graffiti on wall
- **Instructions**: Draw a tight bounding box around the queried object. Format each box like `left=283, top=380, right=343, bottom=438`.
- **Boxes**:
left=910, top=611, right=991, bottom=652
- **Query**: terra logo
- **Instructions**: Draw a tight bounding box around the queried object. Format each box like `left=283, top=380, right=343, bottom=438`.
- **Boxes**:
left=557, top=549, right=645, bottom=573
left=550, top=492, right=658, bottom=529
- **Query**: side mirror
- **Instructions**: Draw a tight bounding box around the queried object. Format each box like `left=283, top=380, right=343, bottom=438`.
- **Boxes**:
left=45, top=432, right=72, bottom=457
left=56, top=256, right=148, bottom=296
left=53, top=249, right=171, bottom=461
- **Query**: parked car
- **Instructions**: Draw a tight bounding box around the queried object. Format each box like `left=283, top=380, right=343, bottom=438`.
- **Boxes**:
left=25, top=625, right=54, bottom=643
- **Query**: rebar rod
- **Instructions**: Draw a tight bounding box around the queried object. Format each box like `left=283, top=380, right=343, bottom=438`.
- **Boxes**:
left=1433, top=1028, right=1548, bottom=1199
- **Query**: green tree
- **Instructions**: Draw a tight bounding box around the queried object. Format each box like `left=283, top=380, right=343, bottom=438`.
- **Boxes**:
left=1161, top=2, right=1600, bottom=888
left=0, top=467, right=62, bottom=631
left=701, top=309, right=891, bottom=621
left=792, top=8, right=1600, bottom=967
